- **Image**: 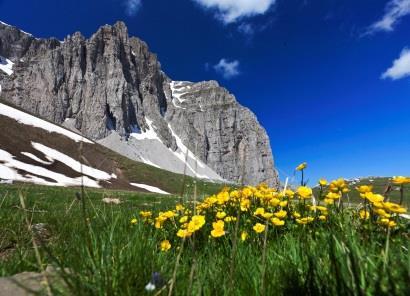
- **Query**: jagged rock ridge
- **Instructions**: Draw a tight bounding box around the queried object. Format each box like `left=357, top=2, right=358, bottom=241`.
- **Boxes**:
left=0, top=21, right=278, bottom=186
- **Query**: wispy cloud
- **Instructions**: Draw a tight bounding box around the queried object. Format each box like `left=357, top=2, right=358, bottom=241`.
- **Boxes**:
left=124, top=0, right=142, bottom=16
left=192, top=0, right=277, bottom=24
left=213, top=59, right=240, bottom=79
left=381, top=48, right=410, bottom=80
left=366, top=0, right=410, bottom=34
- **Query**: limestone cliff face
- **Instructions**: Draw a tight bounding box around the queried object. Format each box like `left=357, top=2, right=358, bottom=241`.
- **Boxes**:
left=0, top=21, right=278, bottom=186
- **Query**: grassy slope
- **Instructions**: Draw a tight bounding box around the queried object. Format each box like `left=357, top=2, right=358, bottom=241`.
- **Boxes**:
left=1, top=183, right=409, bottom=295
left=0, top=98, right=225, bottom=195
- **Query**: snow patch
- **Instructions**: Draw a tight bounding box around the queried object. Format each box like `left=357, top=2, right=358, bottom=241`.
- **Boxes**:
left=0, top=56, right=14, bottom=76
left=130, top=118, right=163, bottom=142
left=130, top=183, right=170, bottom=195
left=0, top=148, right=101, bottom=188
left=31, top=142, right=117, bottom=180
left=21, top=152, right=54, bottom=165
left=170, top=81, right=193, bottom=104
left=0, top=103, right=93, bottom=144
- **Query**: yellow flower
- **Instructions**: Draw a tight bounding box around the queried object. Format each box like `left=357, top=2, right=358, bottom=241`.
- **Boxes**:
left=140, top=211, right=152, bottom=218
left=270, top=198, right=280, bottom=206
left=271, top=217, right=285, bottom=226
left=187, top=215, right=206, bottom=233
left=217, top=191, right=230, bottom=204
left=279, top=201, right=288, bottom=207
left=254, top=208, right=265, bottom=216
left=356, top=185, right=373, bottom=194
left=362, top=192, right=384, bottom=203
left=285, top=189, right=295, bottom=198
left=383, top=202, right=407, bottom=214
left=326, top=192, right=341, bottom=200
left=297, top=186, right=313, bottom=199
left=230, top=190, right=240, bottom=199
left=379, top=218, right=397, bottom=228
left=262, top=212, right=274, bottom=219
left=318, top=215, right=327, bottom=221
left=296, top=217, right=314, bottom=225
left=253, top=223, right=266, bottom=233
left=392, top=176, right=410, bottom=185
left=242, top=187, right=253, bottom=198
left=319, top=179, right=328, bottom=186
left=211, top=220, right=225, bottom=238
left=130, top=218, right=138, bottom=225
left=177, top=229, right=192, bottom=238
left=216, top=211, right=227, bottom=219
left=175, top=204, right=184, bottom=211
left=160, top=240, right=171, bottom=252
left=310, top=205, right=328, bottom=212
left=274, top=210, right=287, bottom=219
left=293, top=211, right=301, bottom=218
left=240, top=199, right=251, bottom=211
left=295, top=162, right=307, bottom=171
left=179, top=216, right=188, bottom=223
left=241, top=231, right=248, bottom=241
left=359, top=210, right=370, bottom=220
left=375, top=208, right=391, bottom=218
left=224, top=216, right=235, bottom=222
left=324, top=198, right=334, bottom=205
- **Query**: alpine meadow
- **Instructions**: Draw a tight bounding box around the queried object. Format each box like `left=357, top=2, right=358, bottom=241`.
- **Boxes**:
left=1, top=0, right=410, bottom=295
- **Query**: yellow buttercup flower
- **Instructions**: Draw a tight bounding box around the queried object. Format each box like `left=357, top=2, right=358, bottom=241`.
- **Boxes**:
left=270, top=198, right=280, bottom=206
left=293, top=212, right=301, bottom=218
left=383, top=202, right=406, bottom=214
left=318, top=215, right=327, bottom=221
left=374, top=208, right=391, bottom=218
left=240, top=199, right=251, bottom=211
left=211, top=220, right=225, bottom=238
left=359, top=210, right=370, bottom=220
left=295, top=162, right=307, bottom=171
left=254, top=208, right=265, bottom=216
left=175, top=204, right=184, bottom=211
left=285, top=189, right=295, bottom=198
left=253, top=223, right=266, bottom=233
left=187, top=215, right=206, bottom=233
left=216, top=211, right=227, bottom=219
left=274, top=210, right=287, bottom=219
left=392, top=176, right=410, bottom=185
left=326, top=192, right=341, bottom=200
left=279, top=200, right=288, bottom=207
left=297, top=186, right=313, bottom=199
left=160, top=240, right=171, bottom=252
left=319, top=179, right=328, bottom=186
left=324, top=198, right=334, bottom=205
left=140, top=211, right=152, bottom=218
left=356, top=185, right=373, bottom=194
left=177, top=229, right=192, bottom=238
left=130, top=218, right=138, bottom=225
left=362, top=192, right=384, bottom=203
left=296, top=217, right=314, bottom=225
left=241, top=231, right=248, bottom=241
left=262, top=212, right=274, bottom=219
left=271, top=217, right=285, bottom=226
left=179, top=216, right=188, bottom=223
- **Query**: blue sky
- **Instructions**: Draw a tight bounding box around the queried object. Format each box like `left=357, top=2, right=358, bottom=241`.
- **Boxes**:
left=1, top=0, right=410, bottom=183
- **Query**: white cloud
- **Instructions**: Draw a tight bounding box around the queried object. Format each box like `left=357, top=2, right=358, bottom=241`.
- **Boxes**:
left=381, top=48, right=410, bottom=80
left=192, top=0, right=276, bottom=23
left=367, top=0, right=410, bottom=34
left=124, top=0, right=142, bottom=16
left=213, top=59, right=240, bottom=79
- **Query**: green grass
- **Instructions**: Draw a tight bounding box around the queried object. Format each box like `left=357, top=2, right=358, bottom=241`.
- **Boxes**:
left=1, top=183, right=409, bottom=295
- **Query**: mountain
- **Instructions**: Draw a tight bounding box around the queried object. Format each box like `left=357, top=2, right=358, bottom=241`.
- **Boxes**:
left=0, top=21, right=279, bottom=186
left=0, top=100, right=223, bottom=194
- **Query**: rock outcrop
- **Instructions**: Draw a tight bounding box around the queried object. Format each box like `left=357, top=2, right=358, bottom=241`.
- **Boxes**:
left=0, top=21, right=278, bottom=186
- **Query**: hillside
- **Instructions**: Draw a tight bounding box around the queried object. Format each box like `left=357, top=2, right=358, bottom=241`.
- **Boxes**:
left=0, top=100, right=223, bottom=195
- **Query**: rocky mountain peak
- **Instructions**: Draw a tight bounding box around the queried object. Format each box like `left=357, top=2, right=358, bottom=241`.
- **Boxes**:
left=0, top=21, right=279, bottom=186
